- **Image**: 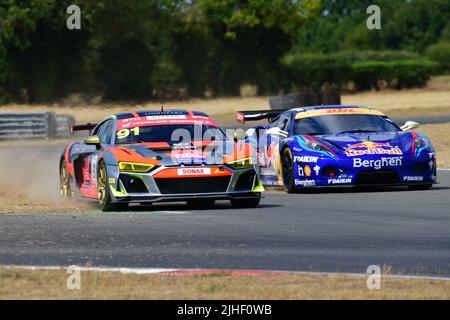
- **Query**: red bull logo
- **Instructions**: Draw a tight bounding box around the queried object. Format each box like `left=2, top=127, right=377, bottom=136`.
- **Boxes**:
left=345, top=141, right=402, bottom=157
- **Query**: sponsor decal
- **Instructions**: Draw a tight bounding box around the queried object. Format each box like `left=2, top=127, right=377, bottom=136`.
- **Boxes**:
left=176, top=157, right=206, bottom=164
left=173, top=150, right=206, bottom=164
left=84, top=170, right=90, bottom=188
left=177, top=168, right=211, bottom=176
left=295, top=108, right=384, bottom=120
left=298, top=166, right=304, bottom=177
left=108, top=178, right=116, bottom=184
left=174, top=151, right=202, bottom=158
left=172, top=143, right=193, bottom=150
left=292, top=147, right=303, bottom=152
left=118, top=116, right=215, bottom=130
left=328, top=178, right=352, bottom=184
left=155, top=167, right=229, bottom=179
left=313, top=165, right=320, bottom=176
left=353, top=157, right=402, bottom=169
left=345, top=141, right=402, bottom=157
left=90, top=155, right=98, bottom=182
left=146, top=115, right=187, bottom=120
left=403, top=176, right=424, bottom=182
left=295, top=179, right=315, bottom=187
left=294, top=155, right=318, bottom=163
left=304, top=165, right=312, bottom=177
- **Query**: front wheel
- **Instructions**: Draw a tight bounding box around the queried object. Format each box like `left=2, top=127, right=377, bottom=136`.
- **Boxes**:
left=408, top=184, right=433, bottom=191
left=281, top=148, right=296, bottom=193
left=97, top=162, right=127, bottom=212
left=230, top=197, right=260, bottom=208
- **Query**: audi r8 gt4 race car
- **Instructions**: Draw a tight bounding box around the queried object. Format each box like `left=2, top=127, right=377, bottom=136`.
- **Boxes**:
left=237, top=105, right=437, bottom=192
left=60, top=110, right=263, bottom=211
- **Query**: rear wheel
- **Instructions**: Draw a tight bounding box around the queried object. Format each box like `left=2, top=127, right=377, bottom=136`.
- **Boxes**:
left=408, top=184, right=433, bottom=191
left=230, top=197, right=260, bottom=208
left=97, top=162, right=127, bottom=212
left=281, top=148, right=296, bottom=193
left=60, top=162, right=74, bottom=198
left=186, top=199, right=216, bottom=209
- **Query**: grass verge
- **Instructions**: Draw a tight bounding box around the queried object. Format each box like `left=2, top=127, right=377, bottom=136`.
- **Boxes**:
left=0, top=268, right=449, bottom=299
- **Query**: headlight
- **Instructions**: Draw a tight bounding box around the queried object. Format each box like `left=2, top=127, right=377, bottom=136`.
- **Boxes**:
left=118, top=162, right=156, bottom=173
left=304, top=140, right=328, bottom=152
left=227, top=157, right=253, bottom=169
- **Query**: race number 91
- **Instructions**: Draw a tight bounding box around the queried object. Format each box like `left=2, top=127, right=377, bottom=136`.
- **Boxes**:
left=116, top=127, right=140, bottom=139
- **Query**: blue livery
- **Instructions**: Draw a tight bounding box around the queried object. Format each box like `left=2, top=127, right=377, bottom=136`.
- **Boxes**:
left=238, top=105, right=437, bottom=192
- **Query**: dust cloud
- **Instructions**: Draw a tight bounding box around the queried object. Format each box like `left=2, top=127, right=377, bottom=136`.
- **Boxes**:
left=0, top=141, right=93, bottom=213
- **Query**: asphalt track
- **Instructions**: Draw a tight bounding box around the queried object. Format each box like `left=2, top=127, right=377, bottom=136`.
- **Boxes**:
left=0, top=170, right=449, bottom=277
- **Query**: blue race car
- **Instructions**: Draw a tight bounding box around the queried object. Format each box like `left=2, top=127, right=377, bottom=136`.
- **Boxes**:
left=236, top=105, right=437, bottom=192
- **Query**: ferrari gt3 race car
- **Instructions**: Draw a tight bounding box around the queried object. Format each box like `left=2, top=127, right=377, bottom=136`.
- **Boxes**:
left=237, top=105, right=437, bottom=192
left=60, top=110, right=263, bottom=211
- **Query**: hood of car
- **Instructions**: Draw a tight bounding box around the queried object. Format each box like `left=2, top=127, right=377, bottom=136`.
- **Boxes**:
left=309, top=131, right=415, bottom=157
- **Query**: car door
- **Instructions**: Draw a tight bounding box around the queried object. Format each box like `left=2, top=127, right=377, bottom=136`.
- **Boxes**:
left=78, top=119, right=114, bottom=198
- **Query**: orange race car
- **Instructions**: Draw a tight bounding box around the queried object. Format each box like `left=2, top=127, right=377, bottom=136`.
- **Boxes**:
left=59, top=110, right=264, bottom=211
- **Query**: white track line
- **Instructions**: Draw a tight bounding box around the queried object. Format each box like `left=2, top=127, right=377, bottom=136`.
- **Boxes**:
left=2, top=265, right=450, bottom=281
left=2, top=265, right=179, bottom=274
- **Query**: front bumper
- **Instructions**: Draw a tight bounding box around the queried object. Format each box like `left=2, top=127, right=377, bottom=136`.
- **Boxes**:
left=105, top=165, right=263, bottom=203
left=292, top=153, right=437, bottom=188
left=111, top=192, right=261, bottom=204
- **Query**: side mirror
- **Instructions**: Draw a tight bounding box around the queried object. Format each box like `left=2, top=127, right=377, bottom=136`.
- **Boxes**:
left=233, top=129, right=247, bottom=142
left=84, top=135, right=101, bottom=146
left=401, top=121, right=420, bottom=131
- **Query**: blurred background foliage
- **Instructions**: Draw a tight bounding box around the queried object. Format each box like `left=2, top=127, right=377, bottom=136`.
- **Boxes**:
left=0, top=0, right=449, bottom=103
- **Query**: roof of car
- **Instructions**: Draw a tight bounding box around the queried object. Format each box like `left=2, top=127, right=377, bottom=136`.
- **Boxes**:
left=290, top=105, right=376, bottom=113
left=114, top=109, right=210, bottom=120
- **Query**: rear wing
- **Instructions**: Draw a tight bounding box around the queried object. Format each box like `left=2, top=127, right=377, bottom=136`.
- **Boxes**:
left=236, top=110, right=286, bottom=124
left=70, top=123, right=98, bottom=133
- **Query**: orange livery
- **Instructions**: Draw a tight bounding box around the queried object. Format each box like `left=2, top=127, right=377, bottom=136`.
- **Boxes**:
left=60, top=110, right=263, bottom=211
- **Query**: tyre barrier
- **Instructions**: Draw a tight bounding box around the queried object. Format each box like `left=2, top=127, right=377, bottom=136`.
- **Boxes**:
left=0, top=112, right=75, bottom=140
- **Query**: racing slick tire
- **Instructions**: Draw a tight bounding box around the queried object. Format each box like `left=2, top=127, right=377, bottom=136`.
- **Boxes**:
left=230, top=196, right=260, bottom=208
left=408, top=184, right=433, bottom=191
left=186, top=199, right=216, bottom=209
left=97, top=162, right=128, bottom=212
left=281, top=148, right=297, bottom=193
left=60, top=161, right=74, bottom=197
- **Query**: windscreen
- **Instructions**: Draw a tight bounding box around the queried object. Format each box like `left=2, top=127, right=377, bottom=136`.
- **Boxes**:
left=115, top=124, right=227, bottom=144
left=293, top=115, right=400, bottom=136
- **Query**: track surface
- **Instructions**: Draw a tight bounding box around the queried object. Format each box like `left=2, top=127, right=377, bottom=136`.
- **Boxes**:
left=0, top=170, right=449, bottom=277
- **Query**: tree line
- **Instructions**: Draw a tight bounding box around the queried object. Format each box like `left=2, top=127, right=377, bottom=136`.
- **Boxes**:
left=0, top=0, right=449, bottom=104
